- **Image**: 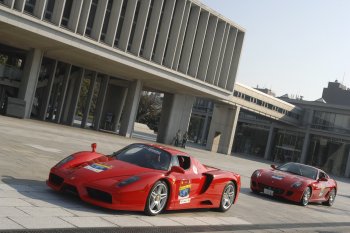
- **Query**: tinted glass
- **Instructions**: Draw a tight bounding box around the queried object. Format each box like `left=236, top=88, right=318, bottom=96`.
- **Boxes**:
left=277, top=162, right=318, bottom=180
left=114, top=144, right=171, bottom=171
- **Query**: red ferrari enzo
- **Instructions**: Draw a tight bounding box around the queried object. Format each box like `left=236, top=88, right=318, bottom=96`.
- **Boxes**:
left=47, top=143, right=241, bottom=215
left=250, top=162, right=337, bottom=206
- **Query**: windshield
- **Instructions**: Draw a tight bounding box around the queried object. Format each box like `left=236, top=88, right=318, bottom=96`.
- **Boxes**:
left=277, top=162, right=318, bottom=180
left=113, top=144, right=171, bottom=171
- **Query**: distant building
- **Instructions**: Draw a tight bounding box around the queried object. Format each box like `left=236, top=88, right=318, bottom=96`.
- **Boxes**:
left=254, top=87, right=276, bottom=97
left=322, top=80, right=350, bottom=106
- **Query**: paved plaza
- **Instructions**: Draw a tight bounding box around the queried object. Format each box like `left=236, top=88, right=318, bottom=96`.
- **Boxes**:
left=0, top=115, right=350, bottom=232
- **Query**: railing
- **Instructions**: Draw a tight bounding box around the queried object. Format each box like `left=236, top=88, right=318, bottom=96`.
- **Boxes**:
left=0, top=64, right=22, bottom=81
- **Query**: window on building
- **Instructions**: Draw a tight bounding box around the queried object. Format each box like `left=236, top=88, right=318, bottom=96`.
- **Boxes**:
left=44, top=0, right=55, bottom=21
left=127, top=0, right=141, bottom=52
left=114, top=0, right=128, bottom=47
left=24, top=0, right=36, bottom=14
left=85, top=0, right=98, bottom=36
left=140, top=0, right=154, bottom=56
left=100, top=0, right=113, bottom=41
left=61, top=0, right=73, bottom=27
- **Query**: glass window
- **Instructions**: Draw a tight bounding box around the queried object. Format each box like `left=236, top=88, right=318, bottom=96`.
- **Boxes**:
left=61, top=0, right=73, bottom=27
left=24, top=0, right=36, bottom=14
left=44, top=0, right=55, bottom=21
left=85, top=0, right=98, bottom=36
left=114, top=144, right=172, bottom=171
left=100, top=0, right=113, bottom=41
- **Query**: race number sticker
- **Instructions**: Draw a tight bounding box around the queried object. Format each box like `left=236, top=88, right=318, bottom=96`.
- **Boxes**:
left=179, top=180, right=191, bottom=204
left=84, top=163, right=111, bottom=173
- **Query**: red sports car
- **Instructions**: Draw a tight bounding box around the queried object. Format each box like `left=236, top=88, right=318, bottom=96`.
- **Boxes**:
left=250, top=162, right=337, bottom=206
left=47, top=143, right=241, bottom=215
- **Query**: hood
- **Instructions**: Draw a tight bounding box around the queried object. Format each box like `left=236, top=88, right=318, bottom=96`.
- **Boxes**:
left=66, top=158, right=157, bottom=182
left=259, top=169, right=310, bottom=187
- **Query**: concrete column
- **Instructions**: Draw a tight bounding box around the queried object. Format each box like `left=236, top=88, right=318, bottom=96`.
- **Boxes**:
left=33, top=0, right=47, bottom=19
left=197, top=16, right=217, bottom=81
left=4, top=0, right=15, bottom=9
left=77, top=0, right=92, bottom=35
left=67, top=68, right=84, bottom=125
left=214, top=25, right=230, bottom=86
left=130, top=0, right=151, bottom=56
left=188, top=11, right=209, bottom=77
left=55, top=64, right=71, bottom=123
left=91, top=0, right=108, bottom=41
left=300, top=132, right=310, bottom=164
left=102, top=85, right=128, bottom=131
left=18, top=48, right=43, bottom=119
left=119, top=80, right=143, bottom=137
left=52, top=0, right=66, bottom=26
left=104, top=0, right=123, bottom=46
left=157, top=93, right=195, bottom=144
left=93, top=76, right=110, bottom=130
left=172, top=1, right=191, bottom=69
left=206, top=104, right=240, bottom=155
left=14, top=0, right=25, bottom=12
left=141, top=0, right=164, bottom=60
left=345, top=150, right=350, bottom=178
left=81, top=72, right=97, bottom=128
left=118, top=0, right=138, bottom=51
left=300, top=109, right=314, bottom=163
left=218, top=27, right=238, bottom=88
left=152, top=0, right=176, bottom=64
left=39, top=60, right=57, bottom=120
left=226, top=31, right=245, bottom=91
left=62, top=75, right=76, bottom=123
left=68, top=0, right=83, bottom=32
left=264, top=123, right=276, bottom=160
left=178, top=6, right=200, bottom=73
left=205, top=21, right=226, bottom=84
left=163, top=0, right=186, bottom=68
left=200, top=107, right=211, bottom=145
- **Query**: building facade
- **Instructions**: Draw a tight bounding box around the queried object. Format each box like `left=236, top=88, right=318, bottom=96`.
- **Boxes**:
left=191, top=82, right=350, bottom=178
left=0, top=0, right=246, bottom=154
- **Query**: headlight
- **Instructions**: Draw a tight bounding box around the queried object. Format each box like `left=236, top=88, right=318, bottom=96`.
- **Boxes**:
left=291, top=181, right=302, bottom=188
left=55, top=155, right=74, bottom=167
left=117, top=176, right=140, bottom=187
left=252, top=170, right=262, bottom=178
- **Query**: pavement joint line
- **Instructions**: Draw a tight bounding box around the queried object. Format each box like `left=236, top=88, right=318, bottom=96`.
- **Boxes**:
left=6, top=216, right=26, bottom=229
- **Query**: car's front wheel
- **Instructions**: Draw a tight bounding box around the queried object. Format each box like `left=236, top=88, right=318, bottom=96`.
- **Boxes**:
left=300, top=187, right=311, bottom=206
left=144, top=180, right=168, bottom=216
left=218, top=181, right=236, bottom=212
left=323, top=189, right=336, bottom=206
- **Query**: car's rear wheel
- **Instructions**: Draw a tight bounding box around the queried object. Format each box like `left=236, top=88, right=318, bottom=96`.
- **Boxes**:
left=323, top=189, right=336, bottom=206
left=144, top=180, right=168, bottom=216
left=218, top=181, right=236, bottom=212
left=300, top=187, right=311, bottom=206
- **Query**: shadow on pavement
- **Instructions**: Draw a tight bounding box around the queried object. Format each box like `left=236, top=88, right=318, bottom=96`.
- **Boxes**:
left=1, top=176, right=141, bottom=216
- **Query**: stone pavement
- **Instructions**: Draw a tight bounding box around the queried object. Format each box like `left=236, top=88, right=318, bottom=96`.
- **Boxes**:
left=0, top=115, right=349, bottom=232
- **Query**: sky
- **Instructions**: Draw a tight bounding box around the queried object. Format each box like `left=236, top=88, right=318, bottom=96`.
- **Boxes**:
left=201, top=0, right=350, bottom=100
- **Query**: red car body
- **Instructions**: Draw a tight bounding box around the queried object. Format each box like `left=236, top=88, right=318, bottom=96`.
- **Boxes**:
left=47, top=143, right=241, bottom=215
left=250, top=162, right=337, bottom=206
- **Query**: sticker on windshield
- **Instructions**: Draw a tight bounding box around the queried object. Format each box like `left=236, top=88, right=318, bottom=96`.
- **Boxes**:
left=84, top=163, right=111, bottom=173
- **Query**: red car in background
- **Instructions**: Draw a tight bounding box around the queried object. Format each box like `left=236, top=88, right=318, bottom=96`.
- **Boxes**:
left=251, top=162, right=337, bottom=206
left=47, top=143, right=241, bottom=215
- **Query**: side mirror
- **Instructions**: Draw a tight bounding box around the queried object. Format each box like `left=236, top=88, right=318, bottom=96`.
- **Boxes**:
left=169, top=166, right=185, bottom=174
left=91, top=143, right=97, bottom=152
left=271, top=164, right=276, bottom=169
left=318, top=177, right=328, bottom=182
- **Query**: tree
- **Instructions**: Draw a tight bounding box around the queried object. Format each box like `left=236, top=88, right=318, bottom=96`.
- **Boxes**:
left=137, top=92, right=162, bottom=132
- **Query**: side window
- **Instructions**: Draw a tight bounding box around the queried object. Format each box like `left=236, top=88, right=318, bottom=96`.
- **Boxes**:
left=319, top=171, right=326, bottom=180
left=170, top=156, right=180, bottom=167
left=178, top=156, right=191, bottom=170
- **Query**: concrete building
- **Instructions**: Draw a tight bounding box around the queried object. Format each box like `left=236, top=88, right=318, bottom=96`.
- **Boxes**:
left=0, top=0, right=247, bottom=154
left=322, top=80, right=350, bottom=107
left=191, top=82, right=350, bottom=177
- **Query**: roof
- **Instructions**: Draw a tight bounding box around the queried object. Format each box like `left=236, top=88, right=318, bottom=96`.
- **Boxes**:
left=148, top=144, right=188, bottom=156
